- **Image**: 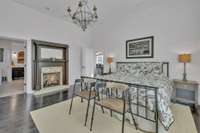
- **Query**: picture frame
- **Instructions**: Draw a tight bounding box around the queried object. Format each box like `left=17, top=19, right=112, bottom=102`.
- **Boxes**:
left=126, top=36, right=154, bottom=59
left=0, top=48, right=4, bottom=62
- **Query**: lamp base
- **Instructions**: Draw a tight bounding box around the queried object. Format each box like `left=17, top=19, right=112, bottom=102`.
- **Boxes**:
left=109, top=66, right=111, bottom=74
left=183, top=73, right=187, bottom=81
left=182, top=63, right=187, bottom=81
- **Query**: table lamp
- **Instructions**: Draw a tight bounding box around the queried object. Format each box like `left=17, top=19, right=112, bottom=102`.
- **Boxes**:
left=107, top=57, right=113, bottom=74
left=178, top=54, right=191, bottom=81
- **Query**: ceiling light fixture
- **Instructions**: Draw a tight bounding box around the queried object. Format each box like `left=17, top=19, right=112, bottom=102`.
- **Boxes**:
left=66, top=0, right=98, bottom=31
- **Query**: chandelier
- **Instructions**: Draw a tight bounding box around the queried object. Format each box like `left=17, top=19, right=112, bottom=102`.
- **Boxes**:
left=66, top=0, right=98, bottom=31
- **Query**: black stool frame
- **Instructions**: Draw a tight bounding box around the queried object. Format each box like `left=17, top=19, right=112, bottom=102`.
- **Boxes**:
left=68, top=79, right=96, bottom=126
left=81, top=76, right=159, bottom=133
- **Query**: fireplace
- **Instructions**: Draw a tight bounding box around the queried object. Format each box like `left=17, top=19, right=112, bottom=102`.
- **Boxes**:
left=41, top=67, right=63, bottom=89
left=32, top=40, right=69, bottom=90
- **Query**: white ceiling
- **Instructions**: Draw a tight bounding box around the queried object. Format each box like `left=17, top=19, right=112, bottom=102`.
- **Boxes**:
left=12, top=0, right=146, bottom=22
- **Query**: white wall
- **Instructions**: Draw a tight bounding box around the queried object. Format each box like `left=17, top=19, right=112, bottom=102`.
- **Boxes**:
left=90, top=0, right=200, bottom=103
left=0, top=0, right=91, bottom=93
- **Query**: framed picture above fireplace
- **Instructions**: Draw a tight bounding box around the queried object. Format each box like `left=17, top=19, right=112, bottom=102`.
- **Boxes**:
left=126, top=36, right=154, bottom=59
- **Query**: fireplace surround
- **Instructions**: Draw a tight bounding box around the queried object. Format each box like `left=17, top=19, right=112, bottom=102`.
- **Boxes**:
left=32, top=40, right=69, bottom=90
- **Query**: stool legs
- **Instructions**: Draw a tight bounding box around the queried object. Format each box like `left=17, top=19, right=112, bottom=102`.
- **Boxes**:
left=90, top=98, right=96, bottom=131
left=122, top=100, right=126, bottom=133
left=69, top=83, right=76, bottom=114
left=68, top=95, right=74, bottom=114
left=84, top=99, right=91, bottom=126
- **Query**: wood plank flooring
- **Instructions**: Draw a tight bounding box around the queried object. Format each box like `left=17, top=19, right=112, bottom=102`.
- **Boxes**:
left=0, top=93, right=199, bottom=133
left=0, top=93, right=68, bottom=133
left=0, top=80, right=24, bottom=98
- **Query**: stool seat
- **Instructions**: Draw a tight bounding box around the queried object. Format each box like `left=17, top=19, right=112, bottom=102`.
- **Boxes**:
left=76, top=90, right=96, bottom=99
left=96, top=98, right=128, bottom=113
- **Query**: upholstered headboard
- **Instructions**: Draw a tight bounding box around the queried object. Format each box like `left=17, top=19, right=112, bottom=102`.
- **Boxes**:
left=116, top=62, right=169, bottom=77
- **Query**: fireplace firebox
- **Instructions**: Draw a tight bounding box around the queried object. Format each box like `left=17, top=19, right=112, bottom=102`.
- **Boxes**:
left=41, top=66, right=63, bottom=89
left=43, top=73, right=60, bottom=88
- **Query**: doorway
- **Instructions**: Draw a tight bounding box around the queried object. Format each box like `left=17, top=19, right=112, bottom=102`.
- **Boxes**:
left=0, top=37, right=27, bottom=97
left=81, top=48, right=95, bottom=77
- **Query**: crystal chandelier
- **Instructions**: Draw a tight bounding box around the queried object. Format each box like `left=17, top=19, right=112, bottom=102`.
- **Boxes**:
left=66, top=0, right=98, bottom=31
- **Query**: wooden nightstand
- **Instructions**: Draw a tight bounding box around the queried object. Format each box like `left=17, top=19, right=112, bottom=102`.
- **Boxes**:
left=172, top=79, right=199, bottom=107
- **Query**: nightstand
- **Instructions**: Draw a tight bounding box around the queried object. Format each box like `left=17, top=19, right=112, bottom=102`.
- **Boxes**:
left=172, top=79, right=199, bottom=107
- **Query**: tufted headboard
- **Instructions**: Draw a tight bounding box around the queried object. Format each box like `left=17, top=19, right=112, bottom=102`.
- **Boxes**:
left=116, top=62, right=169, bottom=77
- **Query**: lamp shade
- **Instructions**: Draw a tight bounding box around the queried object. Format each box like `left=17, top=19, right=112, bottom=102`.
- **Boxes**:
left=107, top=57, right=113, bottom=64
left=178, top=54, right=191, bottom=63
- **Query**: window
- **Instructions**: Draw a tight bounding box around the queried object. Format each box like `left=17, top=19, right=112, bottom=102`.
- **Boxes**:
left=96, top=52, right=103, bottom=64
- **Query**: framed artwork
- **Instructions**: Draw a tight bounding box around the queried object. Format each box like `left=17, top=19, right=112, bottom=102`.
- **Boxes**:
left=126, top=36, right=154, bottom=59
left=0, top=48, right=4, bottom=62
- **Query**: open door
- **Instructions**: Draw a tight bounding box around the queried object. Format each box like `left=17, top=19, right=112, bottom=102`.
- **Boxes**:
left=81, top=48, right=95, bottom=77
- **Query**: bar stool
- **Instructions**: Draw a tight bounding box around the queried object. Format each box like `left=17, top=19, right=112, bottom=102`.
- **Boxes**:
left=68, top=78, right=96, bottom=126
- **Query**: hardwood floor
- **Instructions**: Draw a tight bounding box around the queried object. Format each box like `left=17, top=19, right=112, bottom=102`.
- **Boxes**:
left=0, top=93, right=199, bottom=133
left=0, top=80, right=24, bottom=98
left=0, top=93, right=68, bottom=133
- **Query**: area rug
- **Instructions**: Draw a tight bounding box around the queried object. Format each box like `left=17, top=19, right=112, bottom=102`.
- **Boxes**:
left=30, top=97, right=197, bottom=133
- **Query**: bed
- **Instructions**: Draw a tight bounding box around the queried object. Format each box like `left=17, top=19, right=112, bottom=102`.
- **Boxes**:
left=82, top=62, right=174, bottom=133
